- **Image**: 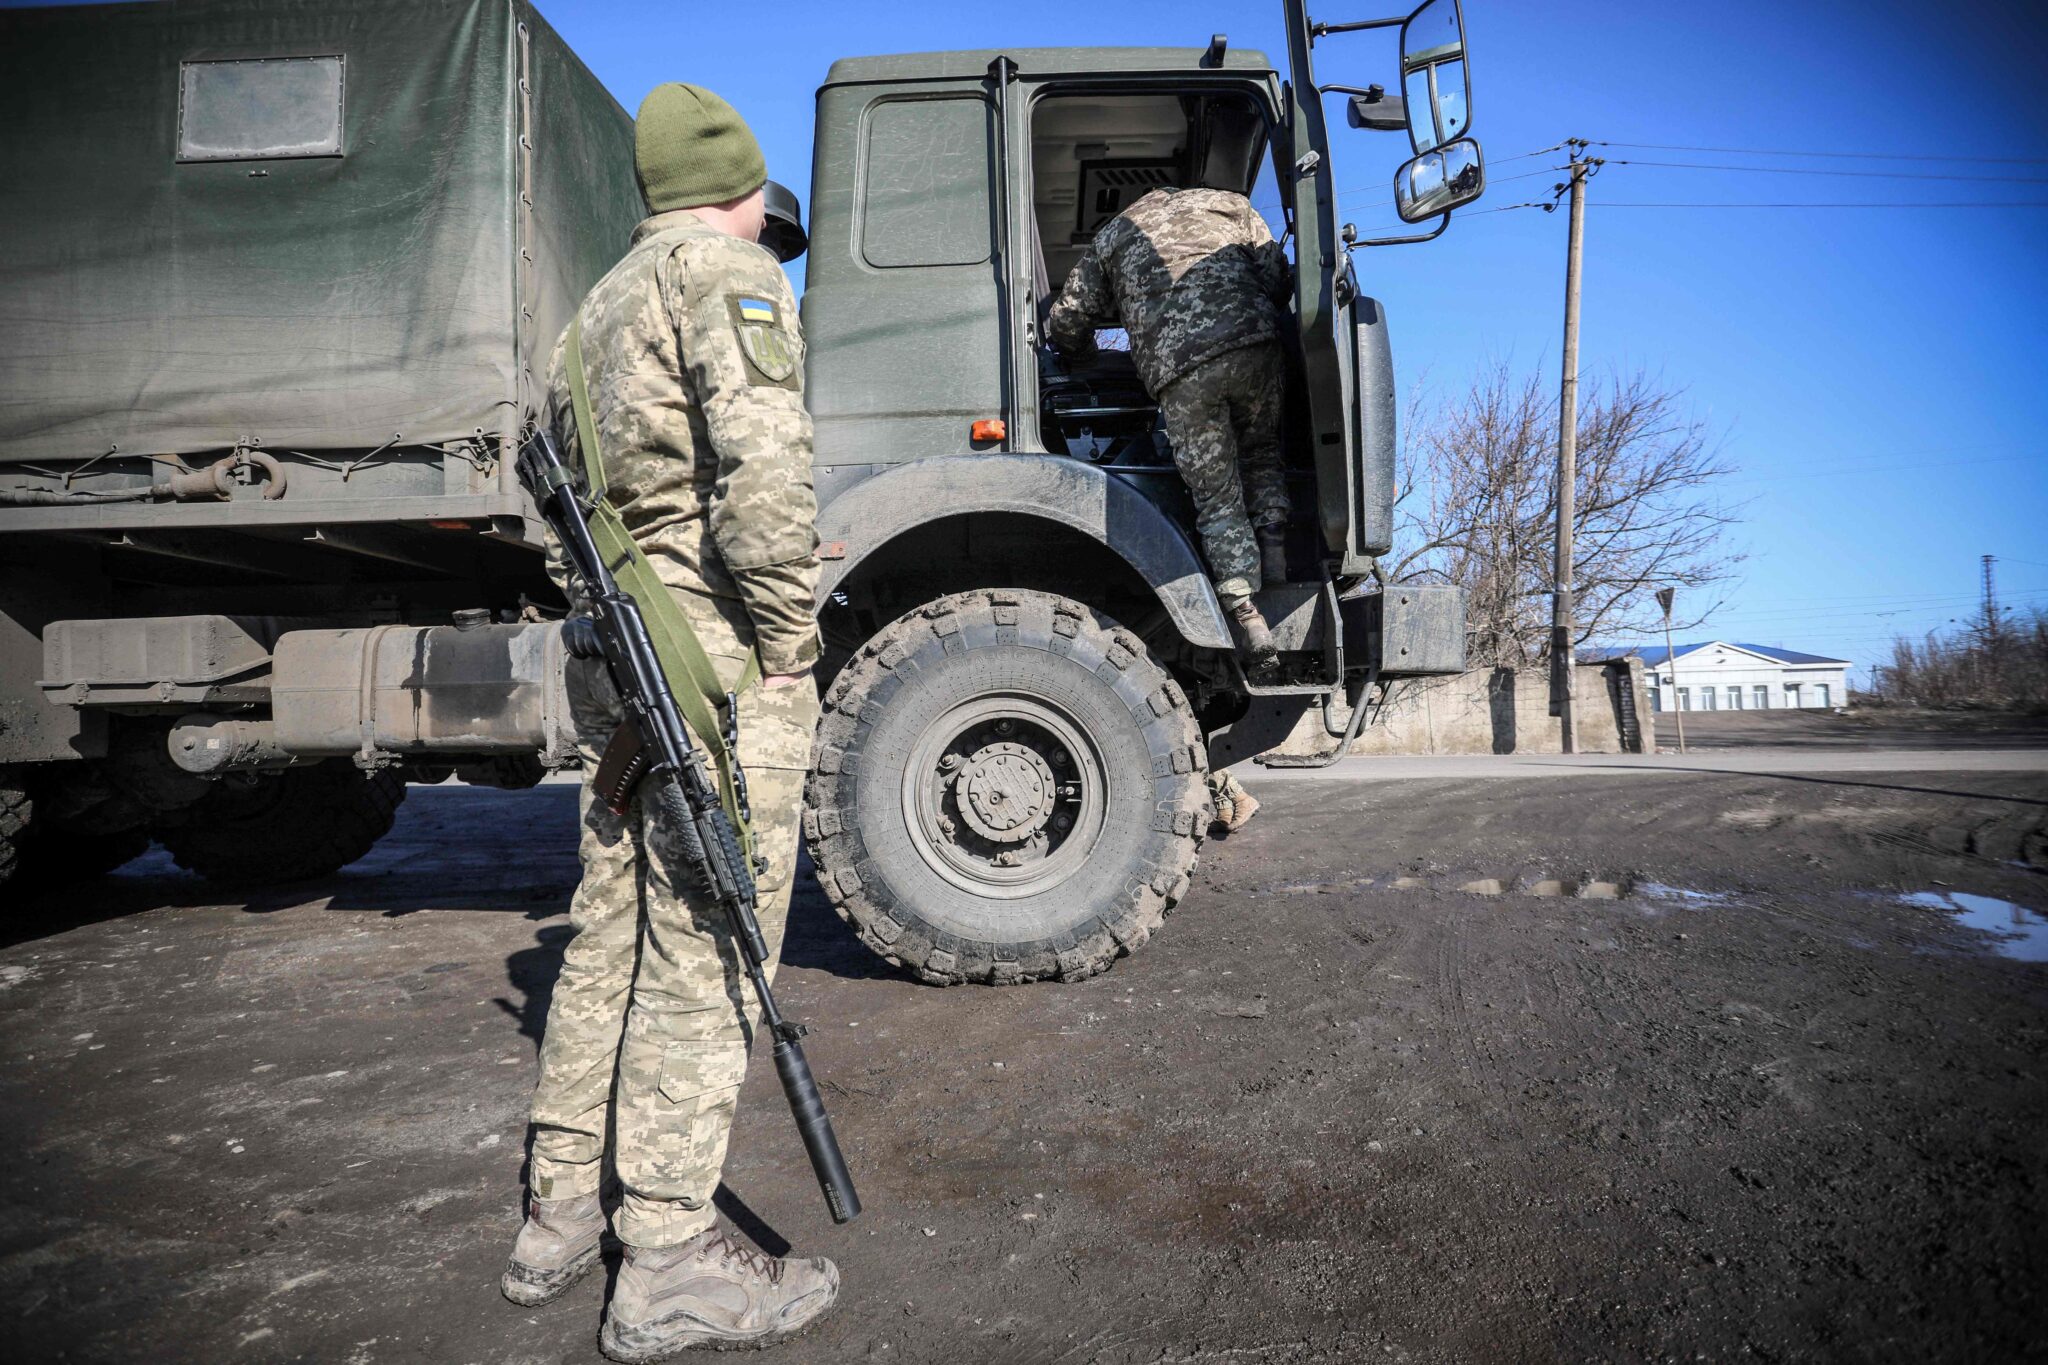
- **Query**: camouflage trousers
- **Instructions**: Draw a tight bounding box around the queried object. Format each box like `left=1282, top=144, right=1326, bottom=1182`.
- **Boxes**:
left=527, top=583, right=820, bottom=1250
left=1155, top=341, right=1290, bottom=603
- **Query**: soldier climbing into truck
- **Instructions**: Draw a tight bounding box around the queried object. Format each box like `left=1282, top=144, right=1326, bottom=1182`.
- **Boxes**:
left=1044, top=137, right=1295, bottom=675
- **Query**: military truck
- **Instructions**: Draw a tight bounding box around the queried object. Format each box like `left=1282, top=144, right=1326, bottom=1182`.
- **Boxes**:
left=0, top=0, right=1484, bottom=986
left=0, top=0, right=647, bottom=888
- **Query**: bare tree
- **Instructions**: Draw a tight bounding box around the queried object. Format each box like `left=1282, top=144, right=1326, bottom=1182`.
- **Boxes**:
left=1391, top=361, right=1743, bottom=668
left=1871, top=609, right=2048, bottom=709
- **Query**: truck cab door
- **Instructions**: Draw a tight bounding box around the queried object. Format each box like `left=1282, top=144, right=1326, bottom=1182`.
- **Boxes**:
left=1280, top=0, right=1393, bottom=569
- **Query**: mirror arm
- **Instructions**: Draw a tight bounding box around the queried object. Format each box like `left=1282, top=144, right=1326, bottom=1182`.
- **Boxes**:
left=1352, top=211, right=1451, bottom=249
left=1311, top=16, right=1406, bottom=39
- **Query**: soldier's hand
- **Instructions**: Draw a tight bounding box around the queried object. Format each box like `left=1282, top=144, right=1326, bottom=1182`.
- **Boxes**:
left=764, top=668, right=813, bottom=690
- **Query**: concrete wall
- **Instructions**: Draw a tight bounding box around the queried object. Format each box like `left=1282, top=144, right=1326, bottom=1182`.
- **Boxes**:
left=1268, top=659, right=1652, bottom=758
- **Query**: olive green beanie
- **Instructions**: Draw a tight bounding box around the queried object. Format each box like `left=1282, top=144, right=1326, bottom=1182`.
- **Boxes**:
left=634, top=83, right=767, bottom=213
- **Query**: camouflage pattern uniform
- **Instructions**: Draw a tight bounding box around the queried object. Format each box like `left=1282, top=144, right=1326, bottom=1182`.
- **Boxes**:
left=526, top=209, right=822, bottom=1251
left=1046, top=187, right=1292, bottom=601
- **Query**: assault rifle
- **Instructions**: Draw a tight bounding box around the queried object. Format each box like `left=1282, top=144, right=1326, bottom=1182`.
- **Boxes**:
left=517, top=426, right=860, bottom=1225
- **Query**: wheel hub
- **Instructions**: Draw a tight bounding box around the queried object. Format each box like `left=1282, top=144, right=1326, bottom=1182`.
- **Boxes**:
left=954, top=741, right=1056, bottom=843
left=900, top=694, right=1106, bottom=898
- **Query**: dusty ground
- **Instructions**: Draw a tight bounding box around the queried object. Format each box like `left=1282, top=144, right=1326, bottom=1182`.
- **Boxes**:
left=1652, top=705, right=2048, bottom=752
left=3, top=762, right=2046, bottom=1364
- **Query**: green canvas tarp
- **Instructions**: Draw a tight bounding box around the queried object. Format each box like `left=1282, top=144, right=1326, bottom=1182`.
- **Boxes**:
left=0, top=0, right=643, bottom=464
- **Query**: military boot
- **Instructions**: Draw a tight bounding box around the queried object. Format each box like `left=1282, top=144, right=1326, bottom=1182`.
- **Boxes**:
left=501, top=1190, right=606, bottom=1306
left=1257, top=525, right=1289, bottom=588
left=1218, top=786, right=1260, bottom=833
left=599, top=1227, right=840, bottom=1360
left=1224, top=596, right=1279, bottom=676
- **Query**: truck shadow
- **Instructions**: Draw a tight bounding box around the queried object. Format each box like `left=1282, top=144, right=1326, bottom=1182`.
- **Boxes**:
left=6, top=785, right=904, bottom=993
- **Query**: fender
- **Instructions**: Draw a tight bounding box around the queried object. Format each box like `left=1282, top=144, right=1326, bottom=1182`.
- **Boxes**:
left=815, top=456, right=1231, bottom=650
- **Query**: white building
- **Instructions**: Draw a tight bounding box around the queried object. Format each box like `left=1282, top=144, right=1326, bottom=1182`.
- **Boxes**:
left=1638, top=641, right=1851, bottom=713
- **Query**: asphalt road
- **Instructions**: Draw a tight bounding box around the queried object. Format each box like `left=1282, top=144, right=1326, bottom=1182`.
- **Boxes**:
left=2, top=762, right=2045, bottom=1364
left=1254, top=748, right=2048, bottom=782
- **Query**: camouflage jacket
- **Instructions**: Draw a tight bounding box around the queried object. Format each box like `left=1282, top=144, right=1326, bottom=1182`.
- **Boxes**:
left=544, top=210, right=820, bottom=676
left=1045, top=188, right=1291, bottom=395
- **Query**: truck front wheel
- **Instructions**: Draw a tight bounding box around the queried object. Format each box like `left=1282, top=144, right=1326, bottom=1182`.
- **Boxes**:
left=805, top=590, right=1209, bottom=985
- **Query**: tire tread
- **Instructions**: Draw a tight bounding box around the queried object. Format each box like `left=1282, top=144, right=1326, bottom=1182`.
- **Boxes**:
left=805, top=589, right=1206, bottom=986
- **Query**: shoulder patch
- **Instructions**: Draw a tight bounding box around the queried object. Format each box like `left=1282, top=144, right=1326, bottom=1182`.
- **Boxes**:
left=727, top=293, right=800, bottom=389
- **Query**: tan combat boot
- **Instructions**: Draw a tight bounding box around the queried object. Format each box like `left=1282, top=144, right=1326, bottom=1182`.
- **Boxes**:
left=1257, top=525, right=1288, bottom=588
left=501, top=1190, right=607, bottom=1306
left=1224, top=596, right=1279, bottom=675
left=1218, top=787, right=1260, bottom=833
left=599, top=1227, right=840, bottom=1360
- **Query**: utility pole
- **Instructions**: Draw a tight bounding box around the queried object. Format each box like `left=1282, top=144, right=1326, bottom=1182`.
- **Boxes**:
left=1656, top=586, right=1685, bottom=755
left=1981, top=553, right=2000, bottom=646
left=1551, top=140, right=1592, bottom=753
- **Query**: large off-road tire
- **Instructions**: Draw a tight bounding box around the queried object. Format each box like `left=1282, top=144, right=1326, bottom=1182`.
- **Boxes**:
left=0, top=773, right=28, bottom=889
left=805, top=589, right=1209, bottom=986
left=155, top=760, right=406, bottom=887
left=1, top=770, right=150, bottom=894
left=20, top=825, right=152, bottom=889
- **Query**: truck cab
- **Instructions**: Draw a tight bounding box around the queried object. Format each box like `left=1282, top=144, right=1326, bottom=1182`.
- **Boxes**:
left=797, top=3, right=1486, bottom=984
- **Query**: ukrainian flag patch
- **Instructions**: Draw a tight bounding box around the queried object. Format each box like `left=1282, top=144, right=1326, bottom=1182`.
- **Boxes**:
left=728, top=292, right=799, bottom=389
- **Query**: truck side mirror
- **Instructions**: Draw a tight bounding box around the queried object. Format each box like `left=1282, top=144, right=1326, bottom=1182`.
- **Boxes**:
left=1399, top=0, right=1471, bottom=153
left=760, top=179, right=808, bottom=264
left=1393, top=136, right=1484, bottom=223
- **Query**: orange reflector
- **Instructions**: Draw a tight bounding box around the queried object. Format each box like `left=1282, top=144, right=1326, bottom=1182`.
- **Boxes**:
left=971, top=419, right=1006, bottom=442
left=427, top=519, right=476, bottom=530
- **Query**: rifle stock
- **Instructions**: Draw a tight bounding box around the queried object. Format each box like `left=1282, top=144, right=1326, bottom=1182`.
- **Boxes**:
left=518, top=426, right=861, bottom=1225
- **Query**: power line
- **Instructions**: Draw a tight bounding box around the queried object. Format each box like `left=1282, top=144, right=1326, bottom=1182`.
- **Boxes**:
left=1591, top=140, right=2048, bottom=165
left=1489, top=142, right=1569, bottom=165
left=1604, top=158, right=2048, bottom=185
left=1583, top=200, right=2048, bottom=209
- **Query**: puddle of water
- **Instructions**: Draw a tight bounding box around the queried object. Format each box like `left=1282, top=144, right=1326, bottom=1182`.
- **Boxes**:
left=1900, top=891, right=2048, bottom=962
left=1635, top=882, right=1733, bottom=907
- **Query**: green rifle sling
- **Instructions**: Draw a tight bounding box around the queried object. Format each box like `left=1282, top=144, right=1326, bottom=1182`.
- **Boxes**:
left=564, top=315, right=762, bottom=848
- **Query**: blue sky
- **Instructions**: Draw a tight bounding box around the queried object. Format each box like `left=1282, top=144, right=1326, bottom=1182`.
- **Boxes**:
left=539, top=0, right=2047, bottom=679
left=18, top=0, right=2043, bottom=678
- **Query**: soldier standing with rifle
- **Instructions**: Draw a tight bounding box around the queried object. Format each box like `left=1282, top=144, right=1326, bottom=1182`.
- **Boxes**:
left=500, top=84, right=847, bottom=1358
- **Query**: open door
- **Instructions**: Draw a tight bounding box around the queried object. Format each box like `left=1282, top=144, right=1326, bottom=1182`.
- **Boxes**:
left=1280, top=0, right=1369, bottom=566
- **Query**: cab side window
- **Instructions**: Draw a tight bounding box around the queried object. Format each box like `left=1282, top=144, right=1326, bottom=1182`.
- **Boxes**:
left=861, top=97, right=992, bottom=268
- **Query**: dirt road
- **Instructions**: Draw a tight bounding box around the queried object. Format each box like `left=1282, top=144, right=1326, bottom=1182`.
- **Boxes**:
left=1651, top=705, right=2048, bottom=753
left=2, top=764, right=2044, bottom=1363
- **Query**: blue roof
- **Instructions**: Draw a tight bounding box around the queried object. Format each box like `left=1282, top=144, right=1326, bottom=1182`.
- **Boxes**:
left=1632, top=641, right=1848, bottom=667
